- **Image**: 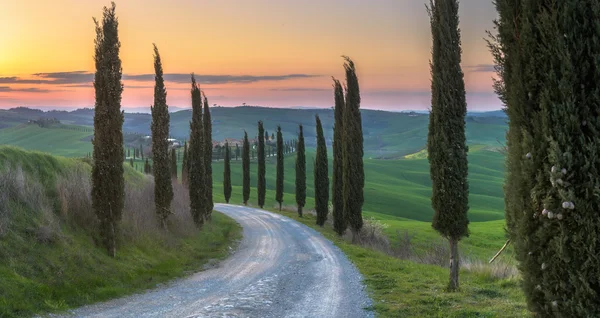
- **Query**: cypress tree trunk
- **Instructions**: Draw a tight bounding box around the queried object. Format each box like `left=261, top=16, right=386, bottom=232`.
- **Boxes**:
left=342, top=56, right=364, bottom=238
left=257, top=121, right=266, bottom=208
left=275, top=125, right=284, bottom=211
left=295, top=125, right=306, bottom=217
left=92, top=2, right=124, bottom=258
left=427, top=0, right=469, bottom=291
left=150, top=44, right=173, bottom=229
left=223, top=142, right=232, bottom=203
left=188, top=75, right=205, bottom=227
left=202, top=93, right=213, bottom=221
left=242, top=131, right=250, bottom=205
left=314, top=115, right=329, bottom=226
left=332, top=77, right=346, bottom=235
left=182, top=141, right=188, bottom=186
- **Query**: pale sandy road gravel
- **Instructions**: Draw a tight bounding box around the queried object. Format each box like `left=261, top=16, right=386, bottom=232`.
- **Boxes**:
left=50, top=204, right=374, bottom=318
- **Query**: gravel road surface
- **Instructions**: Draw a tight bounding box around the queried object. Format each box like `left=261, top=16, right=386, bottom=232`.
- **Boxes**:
left=58, top=203, right=373, bottom=318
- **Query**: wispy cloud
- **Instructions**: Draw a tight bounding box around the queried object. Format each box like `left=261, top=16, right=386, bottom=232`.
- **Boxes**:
left=269, top=88, right=330, bottom=92
left=464, top=64, right=495, bottom=73
left=0, top=86, right=54, bottom=93
left=33, top=71, right=93, bottom=84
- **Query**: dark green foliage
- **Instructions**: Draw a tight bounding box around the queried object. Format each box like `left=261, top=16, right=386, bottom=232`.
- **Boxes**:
left=295, top=125, right=306, bottom=217
left=127, top=148, right=130, bottom=158
left=91, top=2, right=124, bottom=258
left=140, top=143, right=144, bottom=160
left=242, top=131, right=250, bottom=205
left=188, top=75, right=206, bottom=227
left=332, top=77, right=346, bottom=235
left=271, top=133, right=275, bottom=141
left=144, top=158, right=150, bottom=174
left=203, top=93, right=213, bottom=220
left=275, top=125, right=284, bottom=211
left=223, top=142, right=232, bottom=203
left=264, top=130, right=269, bottom=142
left=342, top=56, right=364, bottom=237
left=129, top=158, right=133, bottom=167
left=314, top=115, right=329, bottom=226
left=182, top=141, right=188, bottom=186
left=257, top=121, right=266, bottom=208
left=492, top=0, right=600, bottom=315
left=170, top=148, right=177, bottom=180
left=150, top=44, right=173, bottom=228
left=427, top=0, right=469, bottom=291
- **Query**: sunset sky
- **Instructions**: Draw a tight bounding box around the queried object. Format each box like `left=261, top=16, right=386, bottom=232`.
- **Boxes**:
left=0, top=0, right=500, bottom=111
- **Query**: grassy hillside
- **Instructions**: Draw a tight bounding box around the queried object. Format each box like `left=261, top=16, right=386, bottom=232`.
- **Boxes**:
left=0, top=124, right=93, bottom=157
left=0, top=146, right=241, bottom=318
left=0, top=106, right=508, bottom=158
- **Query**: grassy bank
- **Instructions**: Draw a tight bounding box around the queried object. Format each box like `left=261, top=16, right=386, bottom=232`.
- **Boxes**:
left=0, top=146, right=242, bottom=318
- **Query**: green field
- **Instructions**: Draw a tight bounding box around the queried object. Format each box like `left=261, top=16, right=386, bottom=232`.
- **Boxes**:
left=0, top=124, right=93, bottom=157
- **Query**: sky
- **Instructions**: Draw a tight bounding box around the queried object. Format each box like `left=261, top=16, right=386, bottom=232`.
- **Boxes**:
left=0, top=0, right=501, bottom=111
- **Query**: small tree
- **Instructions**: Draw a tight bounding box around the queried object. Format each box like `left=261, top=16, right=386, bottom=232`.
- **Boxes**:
left=144, top=158, right=150, bottom=174
left=332, top=77, right=346, bottom=235
left=223, top=141, right=232, bottom=203
left=140, top=143, right=144, bottom=160
left=295, top=125, right=306, bottom=217
left=314, top=115, right=329, bottom=226
left=242, top=131, right=250, bottom=205
left=342, top=56, right=364, bottom=241
left=257, top=121, right=266, bottom=208
left=91, top=2, right=124, bottom=257
left=275, top=125, right=284, bottom=211
left=182, top=141, right=189, bottom=186
left=202, top=92, right=213, bottom=220
left=129, top=157, right=134, bottom=167
left=188, top=74, right=205, bottom=227
left=150, top=44, right=173, bottom=229
left=427, top=0, right=469, bottom=291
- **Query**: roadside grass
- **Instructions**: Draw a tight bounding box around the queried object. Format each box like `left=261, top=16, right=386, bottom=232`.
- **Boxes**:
left=260, top=209, right=527, bottom=317
left=0, top=146, right=242, bottom=318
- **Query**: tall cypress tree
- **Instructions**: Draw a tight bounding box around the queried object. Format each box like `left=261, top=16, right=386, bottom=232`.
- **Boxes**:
left=144, top=158, right=150, bottom=174
left=188, top=75, right=205, bottom=227
left=127, top=148, right=130, bottom=158
left=182, top=141, right=189, bottom=186
left=342, top=56, right=364, bottom=240
left=223, top=141, right=232, bottom=203
left=295, top=125, right=306, bottom=217
left=91, top=2, right=124, bottom=257
left=150, top=44, right=173, bottom=229
left=171, top=148, right=177, bottom=180
left=314, top=115, right=329, bottom=226
left=140, top=144, right=144, bottom=160
left=257, top=121, right=266, bottom=208
left=242, top=131, right=250, bottom=205
left=202, top=92, right=213, bottom=220
left=129, top=158, right=134, bottom=167
left=332, top=77, right=346, bottom=235
left=275, top=125, right=284, bottom=211
left=427, top=0, right=469, bottom=291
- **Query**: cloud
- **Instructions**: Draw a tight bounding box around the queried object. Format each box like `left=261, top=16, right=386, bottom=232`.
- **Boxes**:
left=0, top=86, right=53, bottom=93
left=0, top=77, right=48, bottom=84
left=269, top=88, right=330, bottom=92
left=464, top=64, right=496, bottom=73
left=125, top=73, right=322, bottom=84
left=33, top=71, right=94, bottom=84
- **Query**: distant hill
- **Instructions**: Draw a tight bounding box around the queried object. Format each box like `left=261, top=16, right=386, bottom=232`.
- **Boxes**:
left=0, top=106, right=507, bottom=158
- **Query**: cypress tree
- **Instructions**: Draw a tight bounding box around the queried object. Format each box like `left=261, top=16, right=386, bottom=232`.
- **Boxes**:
left=295, top=125, right=306, bottom=217
left=242, top=131, right=250, bottom=205
left=144, top=158, right=150, bottom=174
left=91, top=2, right=124, bottom=258
left=188, top=75, right=205, bottom=227
left=171, top=148, right=177, bottom=180
left=342, top=56, right=364, bottom=240
left=127, top=148, right=130, bottom=158
left=332, top=77, right=346, bottom=235
left=271, top=133, right=275, bottom=141
left=264, top=130, right=269, bottom=142
left=427, top=0, right=469, bottom=291
left=129, top=157, right=134, bottom=167
left=223, top=141, right=232, bottom=203
left=257, top=121, right=266, bottom=208
left=493, top=0, right=600, bottom=315
left=150, top=44, right=173, bottom=229
left=140, top=144, right=144, bottom=160
left=314, top=115, right=329, bottom=226
left=202, top=93, right=213, bottom=220
left=275, top=125, right=284, bottom=211
left=182, top=141, right=189, bottom=186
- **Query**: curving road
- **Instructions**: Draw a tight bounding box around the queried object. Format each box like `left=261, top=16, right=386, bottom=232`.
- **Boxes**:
left=59, top=204, right=373, bottom=318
